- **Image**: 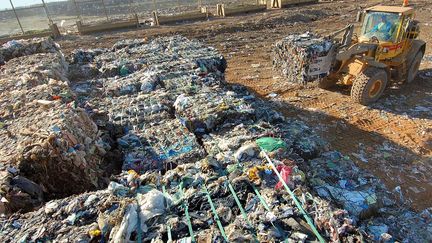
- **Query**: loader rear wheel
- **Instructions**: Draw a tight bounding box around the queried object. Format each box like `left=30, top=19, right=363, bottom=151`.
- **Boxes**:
left=406, top=51, right=423, bottom=83
left=351, top=68, right=388, bottom=105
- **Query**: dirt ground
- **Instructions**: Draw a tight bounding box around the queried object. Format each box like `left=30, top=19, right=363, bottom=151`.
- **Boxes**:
left=57, top=0, right=432, bottom=211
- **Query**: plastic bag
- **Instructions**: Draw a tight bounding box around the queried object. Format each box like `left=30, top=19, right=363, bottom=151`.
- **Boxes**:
left=275, top=165, right=292, bottom=190
left=256, top=137, right=287, bottom=152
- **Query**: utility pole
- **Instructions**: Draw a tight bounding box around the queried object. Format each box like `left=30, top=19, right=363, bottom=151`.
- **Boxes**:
left=71, top=0, right=82, bottom=22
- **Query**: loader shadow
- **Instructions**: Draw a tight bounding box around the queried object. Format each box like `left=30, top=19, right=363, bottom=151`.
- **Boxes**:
left=322, top=68, right=432, bottom=120
left=244, top=84, right=432, bottom=212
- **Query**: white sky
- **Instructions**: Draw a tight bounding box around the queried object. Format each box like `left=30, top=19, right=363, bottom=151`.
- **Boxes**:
left=1, top=0, right=47, bottom=10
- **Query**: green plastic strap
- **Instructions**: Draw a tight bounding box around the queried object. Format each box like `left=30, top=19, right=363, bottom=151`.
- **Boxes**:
left=226, top=181, right=252, bottom=226
left=202, top=185, right=229, bottom=242
left=162, top=185, right=172, bottom=242
left=179, top=183, right=196, bottom=242
left=232, top=159, right=271, bottom=213
left=135, top=198, right=143, bottom=243
left=226, top=181, right=259, bottom=243
left=250, top=183, right=271, bottom=212
left=262, top=151, right=325, bottom=243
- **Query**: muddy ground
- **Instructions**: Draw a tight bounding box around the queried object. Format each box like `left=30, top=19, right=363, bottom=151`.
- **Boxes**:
left=57, top=0, right=432, bottom=211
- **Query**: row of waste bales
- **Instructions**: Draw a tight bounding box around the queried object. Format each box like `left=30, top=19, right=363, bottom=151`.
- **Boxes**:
left=0, top=36, right=431, bottom=242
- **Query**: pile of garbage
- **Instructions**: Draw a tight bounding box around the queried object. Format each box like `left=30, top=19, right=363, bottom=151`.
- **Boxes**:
left=0, top=36, right=431, bottom=242
left=273, top=32, right=336, bottom=84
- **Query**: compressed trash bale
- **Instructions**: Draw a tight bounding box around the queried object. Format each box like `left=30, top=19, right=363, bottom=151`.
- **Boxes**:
left=118, top=119, right=205, bottom=174
left=0, top=38, right=60, bottom=65
left=111, top=39, right=147, bottom=51
left=69, top=36, right=226, bottom=93
left=66, top=49, right=107, bottom=80
left=146, top=119, right=205, bottom=167
left=0, top=190, right=120, bottom=242
left=101, top=68, right=164, bottom=96
left=0, top=171, right=170, bottom=242
left=175, top=87, right=256, bottom=135
left=229, top=85, right=285, bottom=124
left=273, top=32, right=335, bottom=84
left=202, top=121, right=275, bottom=159
left=0, top=102, right=109, bottom=211
left=0, top=52, right=69, bottom=92
left=308, top=151, right=382, bottom=219
left=0, top=80, right=74, bottom=120
left=93, top=36, right=226, bottom=79
left=0, top=169, right=44, bottom=214
left=276, top=119, right=328, bottom=159
left=95, top=90, right=174, bottom=129
left=67, top=48, right=107, bottom=65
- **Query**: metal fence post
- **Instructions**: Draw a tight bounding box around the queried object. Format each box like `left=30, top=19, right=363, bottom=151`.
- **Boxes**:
left=100, top=0, right=109, bottom=22
left=9, top=0, right=25, bottom=34
left=72, top=0, right=83, bottom=22
left=41, top=0, right=54, bottom=25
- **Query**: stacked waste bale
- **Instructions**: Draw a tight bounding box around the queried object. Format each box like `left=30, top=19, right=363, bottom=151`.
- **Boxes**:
left=100, top=91, right=174, bottom=128
left=0, top=38, right=60, bottom=65
left=309, top=151, right=382, bottom=219
left=0, top=41, right=109, bottom=215
left=174, top=87, right=256, bottom=135
left=273, top=32, right=335, bottom=84
left=117, top=119, right=205, bottom=174
left=67, top=48, right=107, bottom=80
left=89, top=36, right=226, bottom=81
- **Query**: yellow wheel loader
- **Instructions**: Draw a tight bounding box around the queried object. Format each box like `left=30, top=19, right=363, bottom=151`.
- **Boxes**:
left=319, top=3, right=426, bottom=105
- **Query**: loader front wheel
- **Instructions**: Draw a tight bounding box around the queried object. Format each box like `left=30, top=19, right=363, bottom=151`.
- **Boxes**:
left=351, top=68, right=388, bottom=105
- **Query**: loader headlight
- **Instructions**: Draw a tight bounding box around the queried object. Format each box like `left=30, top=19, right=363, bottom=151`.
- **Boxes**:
left=382, top=48, right=389, bottom=53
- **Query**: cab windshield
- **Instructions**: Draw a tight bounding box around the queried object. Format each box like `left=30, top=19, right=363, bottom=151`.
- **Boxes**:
left=361, top=11, right=400, bottom=42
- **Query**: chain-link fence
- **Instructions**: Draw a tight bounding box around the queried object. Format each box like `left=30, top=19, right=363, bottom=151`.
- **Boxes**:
left=0, top=0, right=51, bottom=38
left=1, top=0, right=269, bottom=39
left=44, top=0, right=79, bottom=33
left=0, top=3, right=22, bottom=38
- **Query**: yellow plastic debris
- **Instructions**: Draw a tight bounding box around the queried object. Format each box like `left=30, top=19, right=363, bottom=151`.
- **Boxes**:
left=128, top=170, right=139, bottom=177
left=89, top=229, right=101, bottom=237
left=247, top=165, right=270, bottom=182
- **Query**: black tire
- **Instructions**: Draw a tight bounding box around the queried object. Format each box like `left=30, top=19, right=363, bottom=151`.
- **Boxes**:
left=406, top=51, right=423, bottom=83
left=351, top=68, right=388, bottom=105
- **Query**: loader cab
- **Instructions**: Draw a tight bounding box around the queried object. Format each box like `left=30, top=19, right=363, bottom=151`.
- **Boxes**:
left=358, top=6, right=415, bottom=60
left=360, top=12, right=400, bottom=43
